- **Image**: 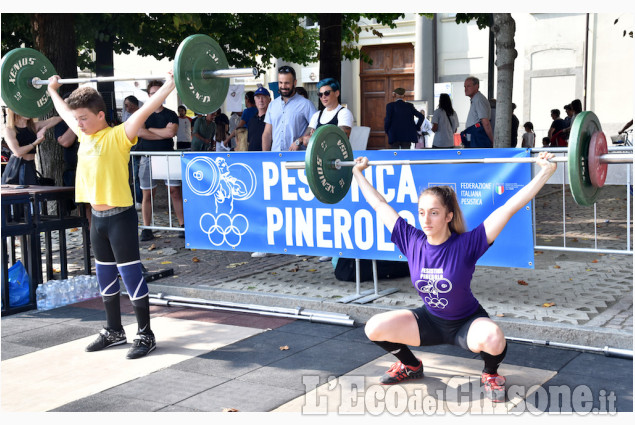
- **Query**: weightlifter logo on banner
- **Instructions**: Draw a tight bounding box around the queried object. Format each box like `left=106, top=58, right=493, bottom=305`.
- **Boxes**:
left=184, top=156, right=257, bottom=248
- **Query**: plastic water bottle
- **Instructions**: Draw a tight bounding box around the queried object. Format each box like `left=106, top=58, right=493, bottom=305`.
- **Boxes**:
left=92, top=276, right=100, bottom=298
left=36, top=285, right=47, bottom=310
left=59, top=280, right=70, bottom=306
left=67, top=279, right=77, bottom=304
left=74, top=276, right=84, bottom=301
left=78, top=276, right=91, bottom=301
left=44, top=281, right=57, bottom=309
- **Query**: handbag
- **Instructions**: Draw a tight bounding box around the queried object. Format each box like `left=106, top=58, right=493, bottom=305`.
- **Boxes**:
left=36, top=170, right=55, bottom=186
left=8, top=260, right=31, bottom=307
left=1, top=155, right=22, bottom=184
left=460, top=121, right=492, bottom=148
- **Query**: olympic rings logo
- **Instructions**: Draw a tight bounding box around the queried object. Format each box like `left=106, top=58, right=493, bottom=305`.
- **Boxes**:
left=199, top=213, right=249, bottom=248
left=416, top=278, right=452, bottom=310
left=425, top=297, right=449, bottom=309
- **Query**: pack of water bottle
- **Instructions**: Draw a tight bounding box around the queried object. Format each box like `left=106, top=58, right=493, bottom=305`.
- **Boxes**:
left=36, top=275, right=101, bottom=311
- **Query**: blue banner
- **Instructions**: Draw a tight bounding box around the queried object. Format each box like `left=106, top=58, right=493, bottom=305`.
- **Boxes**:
left=182, top=148, right=535, bottom=268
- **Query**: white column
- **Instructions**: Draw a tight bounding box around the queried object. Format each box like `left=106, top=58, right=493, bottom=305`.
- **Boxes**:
left=414, top=14, right=424, bottom=100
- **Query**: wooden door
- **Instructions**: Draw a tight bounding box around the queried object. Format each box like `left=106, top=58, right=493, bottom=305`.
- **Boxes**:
left=360, top=44, right=415, bottom=149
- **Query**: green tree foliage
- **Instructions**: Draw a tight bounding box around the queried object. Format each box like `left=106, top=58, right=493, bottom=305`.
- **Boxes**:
left=2, top=13, right=321, bottom=73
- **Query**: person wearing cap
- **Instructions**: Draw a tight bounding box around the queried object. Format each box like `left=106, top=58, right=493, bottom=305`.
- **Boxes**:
left=247, top=87, right=272, bottom=151
left=384, top=87, right=424, bottom=149
left=261, top=65, right=316, bottom=152
left=294, top=78, right=354, bottom=150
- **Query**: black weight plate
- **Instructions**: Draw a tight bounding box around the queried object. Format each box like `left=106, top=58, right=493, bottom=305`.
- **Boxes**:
left=305, top=125, right=354, bottom=204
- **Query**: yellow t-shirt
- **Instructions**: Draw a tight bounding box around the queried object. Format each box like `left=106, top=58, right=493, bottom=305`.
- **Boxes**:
left=75, top=124, right=137, bottom=207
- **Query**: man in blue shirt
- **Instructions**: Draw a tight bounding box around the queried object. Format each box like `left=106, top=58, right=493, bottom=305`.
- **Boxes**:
left=262, top=66, right=316, bottom=152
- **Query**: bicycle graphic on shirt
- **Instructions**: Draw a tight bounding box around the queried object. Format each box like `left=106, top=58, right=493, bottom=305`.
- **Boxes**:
left=414, top=277, right=453, bottom=309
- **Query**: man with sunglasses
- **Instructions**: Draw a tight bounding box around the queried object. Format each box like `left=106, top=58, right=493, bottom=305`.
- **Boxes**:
left=295, top=78, right=353, bottom=150
left=262, top=65, right=316, bottom=152
left=384, top=87, right=424, bottom=149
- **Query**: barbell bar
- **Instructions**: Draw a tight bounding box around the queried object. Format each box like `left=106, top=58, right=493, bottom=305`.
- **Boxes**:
left=29, top=68, right=256, bottom=88
left=284, top=111, right=633, bottom=206
left=285, top=153, right=629, bottom=169
left=1, top=34, right=256, bottom=119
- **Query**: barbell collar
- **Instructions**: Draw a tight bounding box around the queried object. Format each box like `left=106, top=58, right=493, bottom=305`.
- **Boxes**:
left=30, top=67, right=256, bottom=88
left=202, top=67, right=258, bottom=79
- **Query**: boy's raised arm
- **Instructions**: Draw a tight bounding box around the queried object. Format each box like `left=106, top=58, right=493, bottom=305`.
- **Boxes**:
left=47, top=76, right=79, bottom=135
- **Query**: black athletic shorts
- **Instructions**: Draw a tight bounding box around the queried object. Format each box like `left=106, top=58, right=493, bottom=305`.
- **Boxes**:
left=91, top=206, right=140, bottom=264
left=409, top=304, right=489, bottom=351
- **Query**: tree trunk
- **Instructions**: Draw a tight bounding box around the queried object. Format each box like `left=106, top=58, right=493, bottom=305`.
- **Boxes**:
left=31, top=13, right=77, bottom=184
left=318, top=14, right=343, bottom=108
left=95, top=36, right=117, bottom=124
left=492, top=13, right=516, bottom=148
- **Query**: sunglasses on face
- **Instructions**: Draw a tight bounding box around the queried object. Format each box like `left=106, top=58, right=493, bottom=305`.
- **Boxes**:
left=318, top=90, right=332, bottom=98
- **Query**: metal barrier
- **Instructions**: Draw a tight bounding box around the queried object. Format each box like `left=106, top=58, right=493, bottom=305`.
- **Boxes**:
left=132, top=148, right=633, bottom=255
left=131, top=151, right=185, bottom=235
left=530, top=146, right=632, bottom=255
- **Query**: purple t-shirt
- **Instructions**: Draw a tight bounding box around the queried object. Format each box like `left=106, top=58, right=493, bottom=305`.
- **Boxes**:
left=391, top=217, right=491, bottom=320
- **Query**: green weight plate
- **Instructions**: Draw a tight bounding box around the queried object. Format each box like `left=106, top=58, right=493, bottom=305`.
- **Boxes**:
left=174, top=34, right=229, bottom=115
left=1, top=48, right=57, bottom=118
left=568, top=111, right=602, bottom=206
left=305, top=125, right=354, bottom=204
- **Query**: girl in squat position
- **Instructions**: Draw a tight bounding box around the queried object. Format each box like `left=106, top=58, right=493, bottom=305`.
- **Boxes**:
left=353, top=151, right=557, bottom=402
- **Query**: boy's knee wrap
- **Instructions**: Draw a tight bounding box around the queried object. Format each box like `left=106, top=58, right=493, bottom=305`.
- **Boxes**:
left=117, top=260, right=148, bottom=300
left=96, top=261, right=120, bottom=296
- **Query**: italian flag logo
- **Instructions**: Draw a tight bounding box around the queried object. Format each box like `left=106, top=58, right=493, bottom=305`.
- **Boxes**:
left=495, top=184, right=505, bottom=195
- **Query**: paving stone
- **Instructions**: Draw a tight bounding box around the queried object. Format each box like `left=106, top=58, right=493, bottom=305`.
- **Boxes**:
left=52, top=393, right=167, bottom=412
left=2, top=322, right=98, bottom=349
left=172, top=329, right=326, bottom=378
left=102, top=369, right=228, bottom=405
left=237, top=338, right=386, bottom=391
left=175, top=379, right=303, bottom=412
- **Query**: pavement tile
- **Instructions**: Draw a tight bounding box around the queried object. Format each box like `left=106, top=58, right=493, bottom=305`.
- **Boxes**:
left=1, top=341, right=39, bottom=361
left=102, top=369, right=229, bottom=405
left=157, top=404, right=204, bottom=412
left=0, top=316, right=64, bottom=337
left=159, top=307, right=242, bottom=324
left=51, top=393, right=167, bottom=412
left=504, top=343, right=581, bottom=371
left=172, top=329, right=326, bottom=378
left=174, top=379, right=303, bottom=412
left=162, top=307, right=294, bottom=329
left=274, top=320, right=353, bottom=339
left=2, top=322, right=98, bottom=349
left=237, top=338, right=386, bottom=391
left=527, top=372, right=633, bottom=413
left=213, top=313, right=295, bottom=329
left=558, top=352, right=633, bottom=382
left=2, top=317, right=263, bottom=412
